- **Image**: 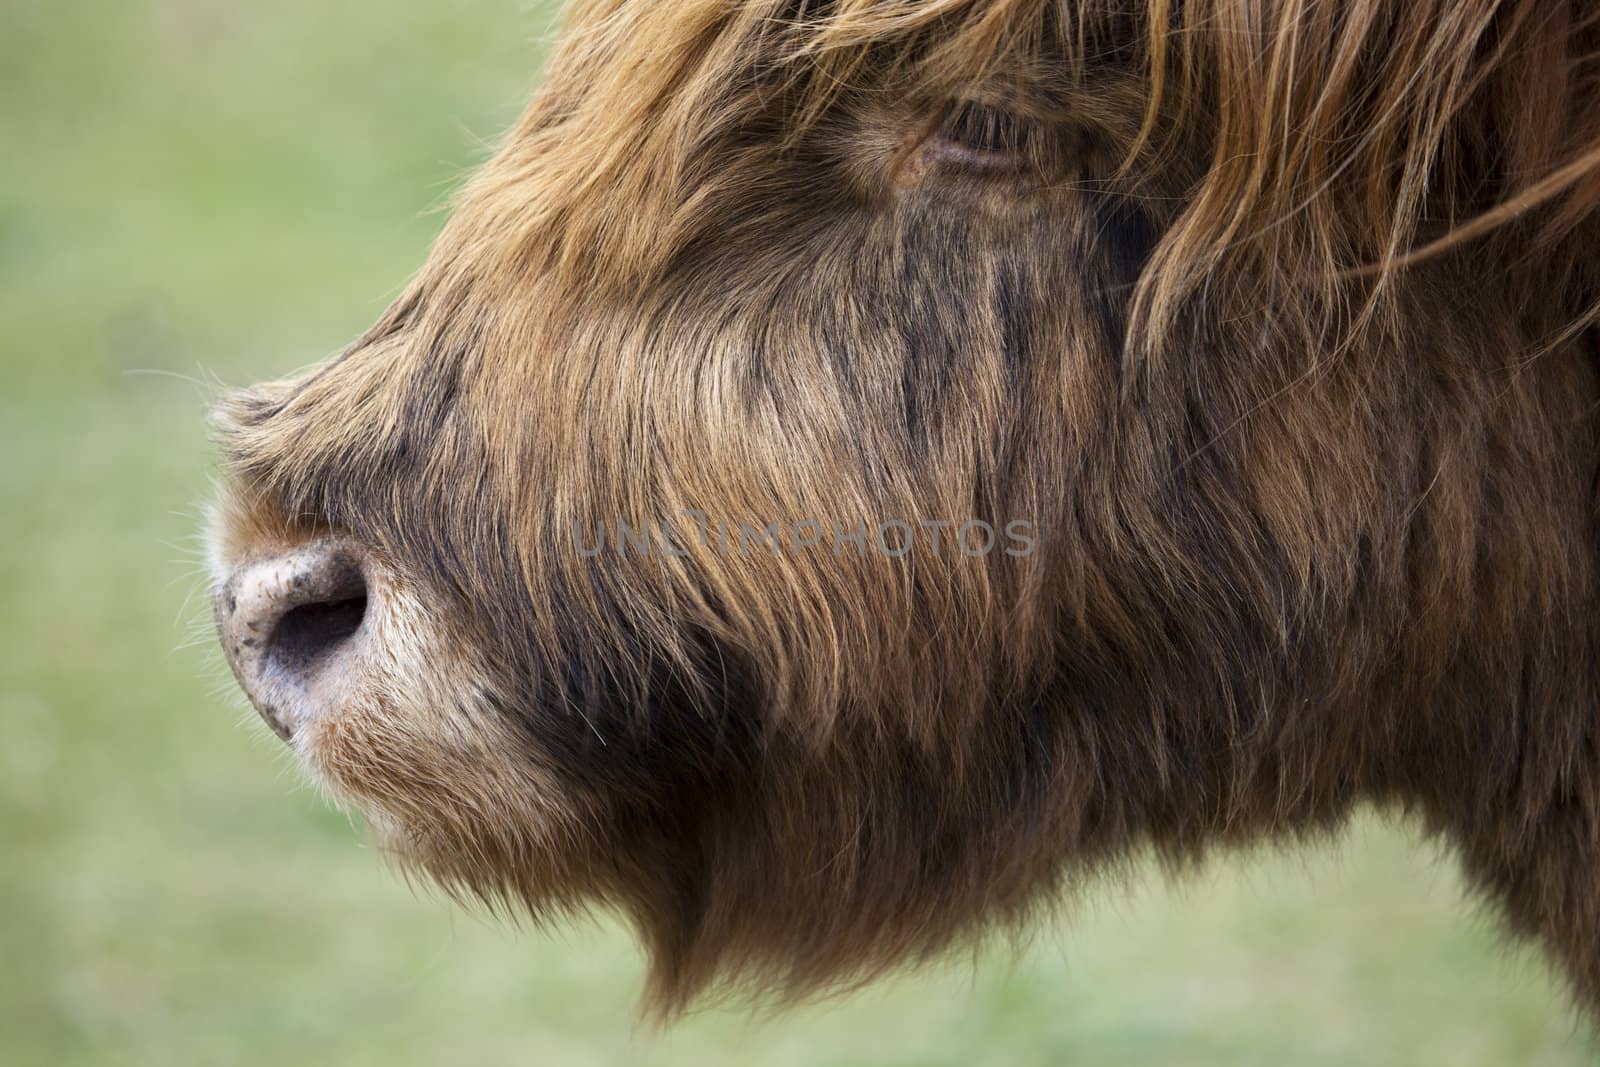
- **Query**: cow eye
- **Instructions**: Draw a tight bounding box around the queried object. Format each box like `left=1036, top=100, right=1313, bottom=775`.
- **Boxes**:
left=932, top=102, right=1031, bottom=170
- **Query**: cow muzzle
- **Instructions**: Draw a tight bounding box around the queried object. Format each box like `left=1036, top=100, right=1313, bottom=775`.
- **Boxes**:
left=214, top=538, right=373, bottom=742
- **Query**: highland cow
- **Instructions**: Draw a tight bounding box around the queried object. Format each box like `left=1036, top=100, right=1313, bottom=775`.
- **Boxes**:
left=210, top=0, right=1600, bottom=1018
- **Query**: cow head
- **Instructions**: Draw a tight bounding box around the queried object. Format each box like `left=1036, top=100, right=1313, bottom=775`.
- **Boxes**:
left=211, top=0, right=1600, bottom=1015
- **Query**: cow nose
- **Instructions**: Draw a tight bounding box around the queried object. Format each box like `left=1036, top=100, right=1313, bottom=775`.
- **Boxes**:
left=215, top=539, right=371, bottom=742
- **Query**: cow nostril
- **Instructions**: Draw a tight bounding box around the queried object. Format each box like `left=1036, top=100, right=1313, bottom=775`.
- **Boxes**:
left=264, top=558, right=368, bottom=679
left=217, top=540, right=378, bottom=743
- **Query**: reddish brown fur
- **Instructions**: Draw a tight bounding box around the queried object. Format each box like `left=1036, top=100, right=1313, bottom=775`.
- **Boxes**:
left=213, top=0, right=1600, bottom=1018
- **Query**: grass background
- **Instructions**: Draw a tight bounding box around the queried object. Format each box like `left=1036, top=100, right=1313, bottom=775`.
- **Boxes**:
left=1, top=1, right=1596, bottom=1063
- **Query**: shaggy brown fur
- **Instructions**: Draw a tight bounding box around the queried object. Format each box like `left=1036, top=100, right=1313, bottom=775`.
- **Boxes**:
left=212, top=0, right=1600, bottom=1018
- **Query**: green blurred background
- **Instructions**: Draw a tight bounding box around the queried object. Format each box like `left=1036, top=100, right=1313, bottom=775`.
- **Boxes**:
left=1, top=2, right=1595, bottom=1063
